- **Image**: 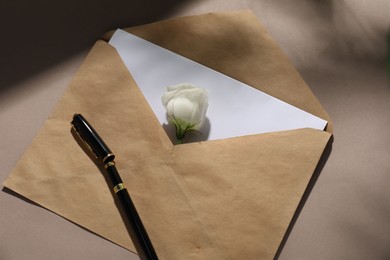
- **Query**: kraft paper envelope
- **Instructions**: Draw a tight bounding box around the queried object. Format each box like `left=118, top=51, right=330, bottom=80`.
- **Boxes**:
left=3, top=10, right=332, bottom=259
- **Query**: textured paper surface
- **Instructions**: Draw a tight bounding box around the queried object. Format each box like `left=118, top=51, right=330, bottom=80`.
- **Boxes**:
left=3, top=11, right=332, bottom=259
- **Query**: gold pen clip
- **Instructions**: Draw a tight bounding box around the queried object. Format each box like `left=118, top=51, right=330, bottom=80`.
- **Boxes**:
left=71, top=124, right=98, bottom=159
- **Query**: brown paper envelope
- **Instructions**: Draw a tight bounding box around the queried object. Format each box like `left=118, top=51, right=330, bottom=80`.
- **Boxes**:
left=3, top=10, right=332, bottom=259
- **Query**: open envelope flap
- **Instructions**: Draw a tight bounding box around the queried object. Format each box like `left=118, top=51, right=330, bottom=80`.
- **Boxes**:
left=3, top=10, right=333, bottom=260
left=3, top=40, right=226, bottom=259
left=103, top=10, right=332, bottom=132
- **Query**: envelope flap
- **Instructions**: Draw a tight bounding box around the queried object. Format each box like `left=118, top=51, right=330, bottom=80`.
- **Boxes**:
left=3, top=39, right=229, bottom=259
left=103, top=10, right=332, bottom=132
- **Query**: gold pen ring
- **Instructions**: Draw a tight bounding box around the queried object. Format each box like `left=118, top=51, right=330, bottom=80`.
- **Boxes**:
left=104, top=161, right=115, bottom=169
left=113, top=183, right=126, bottom=193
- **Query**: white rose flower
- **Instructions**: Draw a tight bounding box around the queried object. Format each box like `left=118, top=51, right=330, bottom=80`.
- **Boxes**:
left=162, top=83, right=208, bottom=143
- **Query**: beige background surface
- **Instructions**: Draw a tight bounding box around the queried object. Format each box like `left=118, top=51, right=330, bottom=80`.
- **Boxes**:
left=1, top=1, right=389, bottom=259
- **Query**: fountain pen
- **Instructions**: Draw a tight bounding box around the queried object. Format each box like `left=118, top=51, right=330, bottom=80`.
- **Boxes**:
left=71, top=113, right=158, bottom=260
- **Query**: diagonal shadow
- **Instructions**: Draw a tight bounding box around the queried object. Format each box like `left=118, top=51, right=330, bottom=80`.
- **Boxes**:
left=274, top=135, right=334, bottom=259
left=0, top=0, right=190, bottom=94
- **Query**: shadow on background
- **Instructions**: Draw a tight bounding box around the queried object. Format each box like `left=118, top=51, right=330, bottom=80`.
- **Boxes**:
left=0, top=0, right=189, bottom=93
left=274, top=135, right=334, bottom=260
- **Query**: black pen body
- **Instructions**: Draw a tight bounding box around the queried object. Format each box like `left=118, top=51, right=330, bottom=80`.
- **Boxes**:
left=71, top=113, right=158, bottom=260
left=105, top=163, right=158, bottom=260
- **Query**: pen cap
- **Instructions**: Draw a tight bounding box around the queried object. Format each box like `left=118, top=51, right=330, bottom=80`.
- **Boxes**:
left=71, top=114, right=115, bottom=164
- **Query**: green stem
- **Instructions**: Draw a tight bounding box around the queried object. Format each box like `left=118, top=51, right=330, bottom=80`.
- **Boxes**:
left=175, top=125, right=187, bottom=143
